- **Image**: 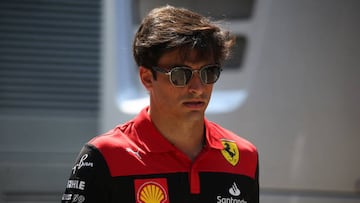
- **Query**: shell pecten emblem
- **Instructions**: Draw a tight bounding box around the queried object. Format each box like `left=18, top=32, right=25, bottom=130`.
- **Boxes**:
left=140, top=183, right=165, bottom=203
left=135, top=178, right=169, bottom=203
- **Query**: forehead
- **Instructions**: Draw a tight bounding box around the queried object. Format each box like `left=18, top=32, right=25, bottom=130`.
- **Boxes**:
left=157, top=48, right=215, bottom=67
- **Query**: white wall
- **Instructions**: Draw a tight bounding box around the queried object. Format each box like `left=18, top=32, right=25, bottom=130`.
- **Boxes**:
left=100, top=0, right=360, bottom=202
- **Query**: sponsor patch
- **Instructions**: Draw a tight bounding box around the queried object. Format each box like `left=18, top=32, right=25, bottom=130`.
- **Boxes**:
left=134, top=178, right=169, bottom=203
left=72, top=154, right=94, bottom=174
left=67, top=179, right=86, bottom=190
left=72, top=194, right=85, bottom=203
left=229, top=182, right=241, bottom=196
left=62, top=193, right=72, bottom=201
left=221, top=139, right=239, bottom=166
left=216, top=182, right=247, bottom=203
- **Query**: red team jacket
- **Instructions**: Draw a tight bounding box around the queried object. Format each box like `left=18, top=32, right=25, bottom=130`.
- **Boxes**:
left=62, top=107, right=259, bottom=203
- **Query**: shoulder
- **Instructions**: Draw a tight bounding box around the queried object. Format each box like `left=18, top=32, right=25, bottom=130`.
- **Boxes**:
left=206, top=120, right=259, bottom=178
left=90, top=121, right=135, bottom=148
left=87, top=121, right=138, bottom=161
left=206, top=120, right=258, bottom=154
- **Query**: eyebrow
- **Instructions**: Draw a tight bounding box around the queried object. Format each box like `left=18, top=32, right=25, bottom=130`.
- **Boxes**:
left=157, top=63, right=219, bottom=71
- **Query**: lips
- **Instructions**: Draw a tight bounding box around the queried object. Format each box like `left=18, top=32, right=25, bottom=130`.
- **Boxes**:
left=183, top=101, right=205, bottom=108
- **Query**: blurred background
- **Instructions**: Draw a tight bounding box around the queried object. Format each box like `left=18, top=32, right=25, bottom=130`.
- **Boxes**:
left=0, top=0, right=359, bottom=202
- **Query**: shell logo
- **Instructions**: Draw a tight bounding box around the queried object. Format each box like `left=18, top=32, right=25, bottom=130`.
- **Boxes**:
left=139, top=183, right=165, bottom=203
left=135, top=178, right=169, bottom=203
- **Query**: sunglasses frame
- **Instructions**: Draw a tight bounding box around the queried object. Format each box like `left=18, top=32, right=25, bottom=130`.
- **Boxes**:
left=152, top=64, right=222, bottom=87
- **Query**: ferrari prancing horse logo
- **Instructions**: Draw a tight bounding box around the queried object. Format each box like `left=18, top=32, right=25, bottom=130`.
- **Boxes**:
left=221, top=139, right=239, bottom=166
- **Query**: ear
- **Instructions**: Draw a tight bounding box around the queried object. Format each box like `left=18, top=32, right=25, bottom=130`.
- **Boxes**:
left=139, top=66, right=154, bottom=90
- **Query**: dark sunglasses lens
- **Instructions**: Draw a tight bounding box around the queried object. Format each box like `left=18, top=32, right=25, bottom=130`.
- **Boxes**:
left=170, top=68, right=192, bottom=86
left=201, top=66, right=221, bottom=84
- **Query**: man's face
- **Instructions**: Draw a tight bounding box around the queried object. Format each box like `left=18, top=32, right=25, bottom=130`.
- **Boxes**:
left=142, top=49, right=216, bottom=122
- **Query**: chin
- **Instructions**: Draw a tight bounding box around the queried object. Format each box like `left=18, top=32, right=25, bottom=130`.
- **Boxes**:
left=185, top=110, right=205, bottom=121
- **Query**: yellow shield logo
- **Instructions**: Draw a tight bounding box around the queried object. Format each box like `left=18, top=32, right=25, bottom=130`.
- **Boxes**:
left=221, top=140, right=239, bottom=166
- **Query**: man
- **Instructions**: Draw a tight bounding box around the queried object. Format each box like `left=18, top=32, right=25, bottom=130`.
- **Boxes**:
left=62, top=5, right=259, bottom=203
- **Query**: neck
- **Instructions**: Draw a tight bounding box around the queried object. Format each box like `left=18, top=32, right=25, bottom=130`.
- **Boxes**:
left=149, top=111, right=206, bottom=160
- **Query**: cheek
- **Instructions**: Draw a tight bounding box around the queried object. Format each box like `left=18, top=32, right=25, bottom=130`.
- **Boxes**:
left=204, top=84, right=214, bottom=92
left=151, top=81, right=179, bottom=102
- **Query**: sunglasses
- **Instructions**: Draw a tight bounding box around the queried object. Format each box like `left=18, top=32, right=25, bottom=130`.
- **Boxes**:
left=152, top=64, right=222, bottom=87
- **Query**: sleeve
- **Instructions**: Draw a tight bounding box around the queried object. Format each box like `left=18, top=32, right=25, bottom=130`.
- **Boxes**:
left=61, top=144, right=112, bottom=203
left=252, top=158, right=260, bottom=203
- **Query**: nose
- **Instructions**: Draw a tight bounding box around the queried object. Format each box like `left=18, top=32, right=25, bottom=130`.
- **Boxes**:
left=187, top=72, right=204, bottom=95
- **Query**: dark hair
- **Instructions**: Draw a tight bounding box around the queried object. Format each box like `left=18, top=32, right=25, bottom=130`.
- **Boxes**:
left=133, top=5, right=235, bottom=69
